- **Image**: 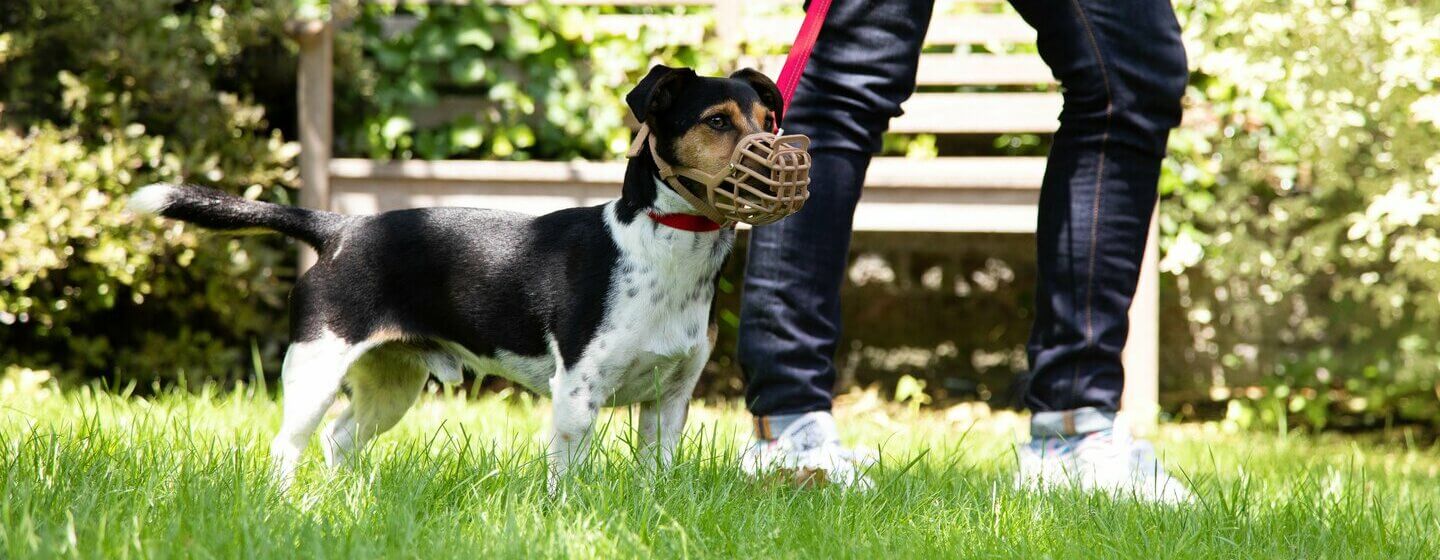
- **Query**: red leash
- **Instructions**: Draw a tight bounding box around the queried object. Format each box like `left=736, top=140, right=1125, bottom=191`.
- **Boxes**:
left=774, top=0, right=834, bottom=113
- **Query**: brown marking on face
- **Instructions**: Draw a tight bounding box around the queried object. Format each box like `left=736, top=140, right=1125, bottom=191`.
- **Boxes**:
left=750, top=103, right=772, bottom=132
left=672, top=100, right=772, bottom=178
left=674, top=101, right=742, bottom=178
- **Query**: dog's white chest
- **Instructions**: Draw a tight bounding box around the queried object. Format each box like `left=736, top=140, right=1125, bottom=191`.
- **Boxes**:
left=444, top=202, right=731, bottom=405
left=594, top=270, right=712, bottom=403
left=584, top=203, right=731, bottom=404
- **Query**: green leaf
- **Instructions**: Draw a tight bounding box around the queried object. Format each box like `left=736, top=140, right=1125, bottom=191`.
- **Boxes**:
left=449, top=57, right=487, bottom=86
left=381, top=116, right=414, bottom=142
left=455, top=28, right=494, bottom=50
left=450, top=118, right=484, bottom=150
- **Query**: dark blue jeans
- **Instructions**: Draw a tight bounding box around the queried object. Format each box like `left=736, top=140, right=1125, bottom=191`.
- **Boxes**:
left=739, top=0, right=1188, bottom=417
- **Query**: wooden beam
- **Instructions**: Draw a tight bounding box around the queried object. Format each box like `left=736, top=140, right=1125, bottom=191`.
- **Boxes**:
left=375, top=0, right=719, bottom=5
left=288, top=18, right=333, bottom=273
left=745, top=14, right=1035, bottom=46
left=590, top=14, right=1038, bottom=49
left=328, top=157, right=1046, bottom=233
left=329, top=158, right=627, bottom=185
left=753, top=54, right=1055, bottom=86
left=913, top=54, right=1053, bottom=86
left=594, top=15, right=708, bottom=43
left=713, top=0, right=741, bottom=49
left=892, top=93, right=1062, bottom=134
left=329, top=156, right=1046, bottom=190
left=864, top=157, right=1045, bottom=189
left=1121, top=207, right=1162, bottom=434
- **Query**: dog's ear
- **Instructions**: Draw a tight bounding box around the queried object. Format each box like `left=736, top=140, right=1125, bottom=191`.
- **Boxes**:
left=730, top=68, right=784, bottom=125
left=627, top=64, right=696, bottom=123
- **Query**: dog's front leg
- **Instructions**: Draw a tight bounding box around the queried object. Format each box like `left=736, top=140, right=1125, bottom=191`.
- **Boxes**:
left=548, top=361, right=601, bottom=490
left=638, top=344, right=708, bottom=470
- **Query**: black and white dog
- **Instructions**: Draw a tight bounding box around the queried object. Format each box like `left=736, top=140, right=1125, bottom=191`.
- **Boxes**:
left=129, top=65, right=788, bottom=486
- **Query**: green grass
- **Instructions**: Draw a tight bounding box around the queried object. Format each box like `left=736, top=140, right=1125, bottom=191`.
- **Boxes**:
left=3, top=381, right=1439, bottom=559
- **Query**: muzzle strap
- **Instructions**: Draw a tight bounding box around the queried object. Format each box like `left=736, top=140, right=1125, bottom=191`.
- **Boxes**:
left=626, top=123, right=811, bottom=227
left=629, top=124, right=733, bottom=225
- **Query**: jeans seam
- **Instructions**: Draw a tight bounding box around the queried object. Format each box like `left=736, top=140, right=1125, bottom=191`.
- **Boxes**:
left=1067, top=0, right=1114, bottom=409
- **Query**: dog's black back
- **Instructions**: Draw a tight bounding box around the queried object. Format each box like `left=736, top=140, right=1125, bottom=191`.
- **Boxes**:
left=288, top=206, right=616, bottom=366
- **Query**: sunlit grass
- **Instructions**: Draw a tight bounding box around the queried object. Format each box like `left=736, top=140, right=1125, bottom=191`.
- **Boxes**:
left=3, top=380, right=1439, bottom=558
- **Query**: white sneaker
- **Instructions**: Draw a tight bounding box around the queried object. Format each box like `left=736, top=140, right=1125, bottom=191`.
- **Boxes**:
left=1017, top=421, right=1194, bottom=504
left=739, top=411, right=875, bottom=490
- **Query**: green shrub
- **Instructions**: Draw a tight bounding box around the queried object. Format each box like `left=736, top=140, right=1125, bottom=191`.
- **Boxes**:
left=1164, top=0, right=1440, bottom=429
left=338, top=1, right=726, bottom=160
left=0, top=0, right=301, bottom=384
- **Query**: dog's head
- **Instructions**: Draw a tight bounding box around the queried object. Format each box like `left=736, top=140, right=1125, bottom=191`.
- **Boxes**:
left=620, top=64, right=788, bottom=217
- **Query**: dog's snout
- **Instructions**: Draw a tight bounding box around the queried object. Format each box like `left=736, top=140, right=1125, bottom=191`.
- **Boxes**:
left=736, top=153, right=772, bottom=191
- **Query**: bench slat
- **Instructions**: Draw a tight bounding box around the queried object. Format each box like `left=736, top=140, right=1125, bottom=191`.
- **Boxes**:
left=329, top=156, right=1047, bottom=232
left=378, top=0, right=718, bottom=6
left=594, top=15, right=708, bottom=43
left=914, top=54, right=1053, bottom=85
left=866, top=156, right=1044, bottom=189
left=330, top=156, right=1045, bottom=189
left=891, top=93, right=1061, bottom=134
left=590, top=14, right=1036, bottom=46
left=501, top=0, right=716, bottom=5
left=744, top=14, right=1035, bottom=46
left=750, top=53, right=1053, bottom=86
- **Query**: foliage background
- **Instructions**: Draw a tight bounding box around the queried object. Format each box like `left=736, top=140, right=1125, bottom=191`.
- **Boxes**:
left=2, top=0, right=1439, bottom=431
left=1163, top=0, right=1440, bottom=429
left=0, top=0, right=302, bottom=385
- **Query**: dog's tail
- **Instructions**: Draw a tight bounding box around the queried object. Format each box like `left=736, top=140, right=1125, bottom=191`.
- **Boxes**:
left=128, top=183, right=344, bottom=249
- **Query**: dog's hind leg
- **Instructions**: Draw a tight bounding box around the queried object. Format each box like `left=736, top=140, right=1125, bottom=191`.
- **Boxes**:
left=321, top=344, right=429, bottom=468
left=270, top=333, right=363, bottom=490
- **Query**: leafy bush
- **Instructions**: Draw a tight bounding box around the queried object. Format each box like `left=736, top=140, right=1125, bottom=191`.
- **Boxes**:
left=1163, top=0, right=1440, bottom=429
left=0, top=0, right=301, bottom=384
left=338, top=1, right=726, bottom=160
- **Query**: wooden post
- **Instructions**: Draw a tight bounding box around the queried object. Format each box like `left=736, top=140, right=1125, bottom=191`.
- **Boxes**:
left=288, top=18, right=333, bottom=273
left=714, top=0, right=741, bottom=53
left=1121, top=207, right=1161, bottom=433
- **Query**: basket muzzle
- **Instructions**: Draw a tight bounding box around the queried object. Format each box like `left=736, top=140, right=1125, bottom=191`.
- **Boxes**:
left=628, top=124, right=811, bottom=227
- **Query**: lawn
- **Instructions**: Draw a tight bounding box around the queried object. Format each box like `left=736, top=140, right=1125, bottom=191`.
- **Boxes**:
left=3, top=376, right=1439, bottom=559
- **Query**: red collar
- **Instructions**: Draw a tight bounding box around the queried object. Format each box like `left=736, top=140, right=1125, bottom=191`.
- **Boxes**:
left=647, top=211, right=725, bottom=232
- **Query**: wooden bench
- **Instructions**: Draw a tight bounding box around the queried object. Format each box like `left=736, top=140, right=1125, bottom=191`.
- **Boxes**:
left=287, top=0, right=1162, bottom=425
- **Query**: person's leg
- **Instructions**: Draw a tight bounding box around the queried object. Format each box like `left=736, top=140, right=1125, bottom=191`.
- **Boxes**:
left=1008, top=0, right=1187, bottom=422
left=739, top=0, right=934, bottom=433
left=1008, top=0, right=1191, bottom=502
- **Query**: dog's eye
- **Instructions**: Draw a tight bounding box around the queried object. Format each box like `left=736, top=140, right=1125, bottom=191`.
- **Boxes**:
left=705, top=115, right=731, bottom=131
left=763, top=114, right=775, bottom=130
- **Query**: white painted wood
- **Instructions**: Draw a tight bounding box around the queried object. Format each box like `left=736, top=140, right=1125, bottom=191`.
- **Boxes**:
left=892, top=93, right=1063, bottom=134
left=328, top=157, right=1048, bottom=190
left=328, top=157, right=1044, bottom=233
left=375, top=0, right=720, bottom=6
left=1121, top=208, right=1162, bottom=430
left=529, top=14, right=1039, bottom=49
left=744, top=14, right=1036, bottom=46
left=289, top=19, right=333, bottom=272
left=855, top=157, right=1048, bottom=189
left=594, top=15, right=708, bottom=43
left=753, top=53, right=1054, bottom=86
left=329, top=158, right=626, bottom=184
